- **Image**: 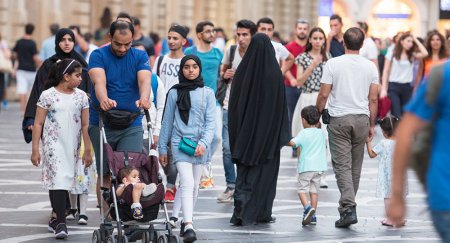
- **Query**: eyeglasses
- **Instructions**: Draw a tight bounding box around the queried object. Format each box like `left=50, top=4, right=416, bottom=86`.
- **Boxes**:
left=297, top=19, right=309, bottom=24
left=201, top=30, right=216, bottom=35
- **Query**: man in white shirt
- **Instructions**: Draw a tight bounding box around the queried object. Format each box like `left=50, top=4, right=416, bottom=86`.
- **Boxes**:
left=152, top=25, right=187, bottom=204
left=256, top=17, right=294, bottom=75
left=316, top=27, right=379, bottom=228
left=357, top=22, right=379, bottom=66
left=216, top=19, right=256, bottom=202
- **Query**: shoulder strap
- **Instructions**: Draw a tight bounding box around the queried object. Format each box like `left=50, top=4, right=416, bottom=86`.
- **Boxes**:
left=229, top=45, right=237, bottom=65
left=151, top=74, right=158, bottom=106
left=156, top=55, right=164, bottom=76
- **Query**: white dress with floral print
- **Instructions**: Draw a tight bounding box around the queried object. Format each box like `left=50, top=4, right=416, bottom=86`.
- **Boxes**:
left=37, top=87, right=89, bottom=190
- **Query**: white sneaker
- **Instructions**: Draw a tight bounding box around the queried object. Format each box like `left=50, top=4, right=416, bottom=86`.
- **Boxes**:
left=217, top=187, right=234, bottom=202
left=142, top=183, right=157, bottom=197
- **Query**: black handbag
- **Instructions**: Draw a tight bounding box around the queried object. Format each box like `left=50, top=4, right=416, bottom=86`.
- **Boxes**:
left=102, top=109, right=140, bottom=130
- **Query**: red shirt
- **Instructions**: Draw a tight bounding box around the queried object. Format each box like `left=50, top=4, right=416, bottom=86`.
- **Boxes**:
left=284, top=41, right=306, bottom=86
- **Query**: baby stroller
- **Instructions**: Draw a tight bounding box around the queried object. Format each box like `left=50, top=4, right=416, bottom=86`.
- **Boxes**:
left=92, top=110, right=179, bottom=243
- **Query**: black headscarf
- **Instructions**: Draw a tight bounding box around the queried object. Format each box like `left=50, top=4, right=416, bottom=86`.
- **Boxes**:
left=49, top=28, right=88, bottom=67
left=228, top=33, right=290, bottom=166
left=171, top=55, right=204, bottom=124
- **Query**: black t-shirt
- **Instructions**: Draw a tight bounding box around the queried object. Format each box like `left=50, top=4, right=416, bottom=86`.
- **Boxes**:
left=133, top=35, right=155, bottom=57
left=330, top=38, right=345, bottom=58
left=13, top=38, right=38, bottom=71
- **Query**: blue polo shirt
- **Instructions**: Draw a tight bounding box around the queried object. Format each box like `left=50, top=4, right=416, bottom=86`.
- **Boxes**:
left=88, top=45, right=151, bottom=126
left=405, top=62, right=450, bottom=211
left=184, top=46, right=223, bottom=92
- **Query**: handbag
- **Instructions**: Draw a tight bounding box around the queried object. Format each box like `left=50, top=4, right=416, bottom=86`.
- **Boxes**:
left=377, top=96, right=391, bottom=119
left=322, top=109, right=330, bottom=124
left=0, top=48, right=13, bottom=73
left=178, top=88, right=204, bottom=156
left=101, top=109, right=140, bottom=130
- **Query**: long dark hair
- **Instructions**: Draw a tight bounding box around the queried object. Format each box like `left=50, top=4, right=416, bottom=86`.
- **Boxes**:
left=425, top=30, right=449, bottom=61
left=305, top=27, right=328, bottom=62
left=393, top=32, right=416, bottom=63
left=45, top=58, right=82, bottom=89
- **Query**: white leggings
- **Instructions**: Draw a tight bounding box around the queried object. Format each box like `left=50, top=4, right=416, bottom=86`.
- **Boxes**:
left=69, top=193, right=88, bottom=215
left=174, top=162, right=204, bottom=223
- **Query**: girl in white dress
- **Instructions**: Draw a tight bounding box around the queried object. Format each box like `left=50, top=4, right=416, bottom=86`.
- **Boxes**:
left=366, top=116, right=406, bottom=227
left=31, top=58, right=92, bottom=239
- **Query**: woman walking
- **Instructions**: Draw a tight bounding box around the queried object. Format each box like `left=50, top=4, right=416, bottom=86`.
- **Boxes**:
left=228, top=33, right=290, bottom=226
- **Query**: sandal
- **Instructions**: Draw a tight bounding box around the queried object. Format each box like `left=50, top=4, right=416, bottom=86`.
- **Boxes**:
left=381, top=219, right=393, bottom=227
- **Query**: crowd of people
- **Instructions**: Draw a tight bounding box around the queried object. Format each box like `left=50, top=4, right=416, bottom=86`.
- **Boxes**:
left=0, top=9, right=449, bottom=243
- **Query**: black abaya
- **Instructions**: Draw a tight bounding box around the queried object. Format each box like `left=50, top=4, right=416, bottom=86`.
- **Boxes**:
left=228, top=33, right=290, bottom=225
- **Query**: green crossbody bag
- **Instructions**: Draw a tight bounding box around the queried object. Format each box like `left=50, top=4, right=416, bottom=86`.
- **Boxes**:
left=178, top=88, right=204, bottom=156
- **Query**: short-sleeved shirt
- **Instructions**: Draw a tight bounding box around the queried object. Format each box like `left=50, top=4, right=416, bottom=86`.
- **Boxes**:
left=290, top=128, right=327, bottom=173
left=321, top=54, right=379, bottom=117
left=284, top=41, right=306, bottom=86
left=13, top=38, right=38, bottom=71
left=272, top=41, right=290, bottom=65
left=88, top=45, right=151, bottom=126
left=153, top=55, right=182, bottom=92
left=385, top=49, right=414, bottom=84
left=184, top=46, right=223, bottom=92
left=404, top=63, right=450, bottom=211
left=330, top=38, right=344, bottom=58
left=360, top=38, right=379, bottom=61
left=221, top=45, right=243, bottom=110
left=295, top=52, right=327, bottom=93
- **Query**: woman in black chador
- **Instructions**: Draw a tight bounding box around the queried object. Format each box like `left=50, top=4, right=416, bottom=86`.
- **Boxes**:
left=228, top=33, right=290, bottom=226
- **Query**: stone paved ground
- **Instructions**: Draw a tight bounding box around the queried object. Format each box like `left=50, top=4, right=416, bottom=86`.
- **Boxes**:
left=0, top=103, right=440, bottom=242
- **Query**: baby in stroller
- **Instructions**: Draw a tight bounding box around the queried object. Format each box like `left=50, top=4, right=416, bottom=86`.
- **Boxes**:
left=116, top=166, right=157, bottom=220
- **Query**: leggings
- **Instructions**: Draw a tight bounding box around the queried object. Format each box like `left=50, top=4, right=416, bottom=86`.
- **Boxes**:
left=49, top=190, right=68, bottom=224
left=175, top=162, right=204, bottom=223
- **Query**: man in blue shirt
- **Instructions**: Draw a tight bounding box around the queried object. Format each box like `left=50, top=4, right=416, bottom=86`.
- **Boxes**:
left=388, top=62, right=450, bottom=242
left=88, top=21, right=151, bottom=213
left=326, top=14, right=345, bottom=58
left=184, top=21, right=223, bottom=188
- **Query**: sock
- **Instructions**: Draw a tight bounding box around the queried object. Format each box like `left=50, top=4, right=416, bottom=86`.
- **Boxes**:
left=131, top=203, right=142, bottom=209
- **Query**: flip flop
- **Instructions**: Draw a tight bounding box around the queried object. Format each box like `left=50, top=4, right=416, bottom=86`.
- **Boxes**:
left=381, top=219, right=393, bottom=227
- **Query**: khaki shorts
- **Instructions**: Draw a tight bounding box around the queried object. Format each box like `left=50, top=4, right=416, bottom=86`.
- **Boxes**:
left=297, top=171, right=322, bottom=193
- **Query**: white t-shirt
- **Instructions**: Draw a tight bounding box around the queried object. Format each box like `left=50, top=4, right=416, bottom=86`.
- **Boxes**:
left=385, top=49, right=414, bottom=84
left=360, top=38, right=378, bottom=61
left=271, top=41, right=290, bottom=65
left=152, top=55, right=183, bottom=92
left=143, top=76, right=166, bottom=138
left=221, top=45, right=243, bottom=110
left=321, top=54, right=379, bottom=117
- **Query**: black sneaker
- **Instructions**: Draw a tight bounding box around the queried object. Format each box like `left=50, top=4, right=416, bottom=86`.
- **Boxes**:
left=78, top=215, right=88, bottom=225
left=54, top=223, right=68, bottom=239
left=48, top=217, right=57, bottom=233
left=182, top=228, right=197, bottom=243
left=132, top=206, right=143, bottom=219
left=66, top=209, right=78, bottom=220
left=335, top=208, right=357, bottom=228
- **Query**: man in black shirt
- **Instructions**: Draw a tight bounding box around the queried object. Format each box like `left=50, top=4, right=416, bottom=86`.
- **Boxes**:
left=12, top=23, right=40, bottom=114
left=132, top=17, right=155, bottom=66
left=326, top=14, right=345, bottom=58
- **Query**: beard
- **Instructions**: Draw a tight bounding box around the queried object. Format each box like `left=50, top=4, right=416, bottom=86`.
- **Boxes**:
left=297, top=34, right=307, bottom=40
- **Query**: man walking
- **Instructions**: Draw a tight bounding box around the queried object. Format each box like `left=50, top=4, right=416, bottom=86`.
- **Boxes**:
left=38, top=23, right=59, bottom=61
left=12, top=23, right=40, bottom=115
left=284, top=19, right=309, bottom=157
left=316, top=27, right=378, bottom=228
left=184, top=21, right=223, bottom=188
left=326, top=14, right=345, bottom=58
left=153, top=24, right=188, bottom=202
left=217, top=19, right=256, bottom=202
left=88, top=21, right=151, bottom=213
left=132, top=17, right=156, bottom=66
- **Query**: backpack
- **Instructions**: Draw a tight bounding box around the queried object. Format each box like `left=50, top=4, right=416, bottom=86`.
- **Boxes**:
left=156, top=55, right=165, bottom=77
left=151, top=73, right=158, bottom=106
left=410, top=62, right=446, bottom=190
left=216, top=45, right=237, bottom=106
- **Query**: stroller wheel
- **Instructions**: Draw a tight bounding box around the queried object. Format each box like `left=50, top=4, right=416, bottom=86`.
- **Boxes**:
left=141, top=231, right=151, bottom=243
left=106, top=235, right=116, bottom=243
left=157, top=234, right=168, bottom=243
left=92, top=230, right=102, bottom=243
left=168, top=235, right=180, bottom=243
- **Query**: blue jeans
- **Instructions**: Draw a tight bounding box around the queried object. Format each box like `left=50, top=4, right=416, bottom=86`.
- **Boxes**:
left=206, top=104, right=222, bottom=163
left=431, top=210, right=450, bottom=242
left=222, top=109, right=236, bottom=187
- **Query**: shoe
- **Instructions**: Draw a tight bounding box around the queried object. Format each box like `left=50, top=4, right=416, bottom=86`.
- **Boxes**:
left=302, top=206, right=316, bottom=226
left=200, top=177, right=214, bottom=189
left=164, top=187, right=176, bottom=203
left=48, top=217, right=57, bottom=233
left=180, top=223, right=197, bottom=243
left=217, top=187, right=234, bottom=202
left=335, top=207, right=358, bottom=228
left=256, top=216, right=276, bottom=223
left=78, top=215, right=88, bottom=225
left=169, top=216, right=178, bottom=228
left=142, top=183, right=157, bottom=197
left=320, top=177, right=328, bottom=189
left=311, top=215, right=317, bottom=225
left=66, top=209, right=78, bottom=220
left=2, top=100, right=8, bottom=110
left=132, top=206, right=144, bottom=219
left=54, top=223, right=68, bottom=239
